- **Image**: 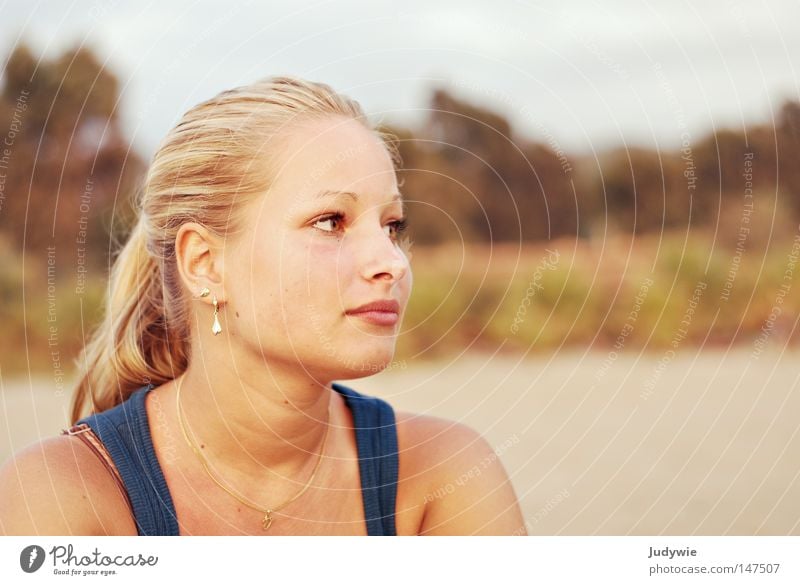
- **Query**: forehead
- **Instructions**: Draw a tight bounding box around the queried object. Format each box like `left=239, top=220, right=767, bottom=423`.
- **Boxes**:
left=267, top=116, right=397, bottom=208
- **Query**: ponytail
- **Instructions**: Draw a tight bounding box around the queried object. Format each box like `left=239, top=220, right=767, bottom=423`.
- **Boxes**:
left=70, top=218, right=188, bottom=423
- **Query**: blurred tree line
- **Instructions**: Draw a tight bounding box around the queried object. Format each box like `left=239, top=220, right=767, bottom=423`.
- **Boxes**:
left=3, top=41, right=800, bottom=263
left=390, top=90, right=800, bottom=245
left=0, top=42, right=144, bottom=372
left=1, top=42, right=798, bottom=372
left=0, top=42, right=143, bottom=263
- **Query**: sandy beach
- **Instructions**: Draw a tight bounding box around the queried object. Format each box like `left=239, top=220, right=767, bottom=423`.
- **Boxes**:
left=2, top=347, right=798, bottom=535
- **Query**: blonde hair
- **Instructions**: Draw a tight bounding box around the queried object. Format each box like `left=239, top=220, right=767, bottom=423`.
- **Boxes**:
left=70, top=75, right=402, bottom=424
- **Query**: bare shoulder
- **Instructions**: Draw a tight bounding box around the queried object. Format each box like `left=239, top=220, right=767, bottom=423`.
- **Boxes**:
left=394, top=410, right=490, bottom=465
left=394, top=411, right=527, bottom=535
left=0, top=434, right=136, bottom=536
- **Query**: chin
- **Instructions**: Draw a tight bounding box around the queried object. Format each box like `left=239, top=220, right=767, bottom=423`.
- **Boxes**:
left=342, top=361, right=392, bottom=379
left=335, top=344, right=398, bottom=379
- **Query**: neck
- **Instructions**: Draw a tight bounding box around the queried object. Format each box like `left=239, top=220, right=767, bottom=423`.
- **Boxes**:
left=170, top=358, right=338, bottom=483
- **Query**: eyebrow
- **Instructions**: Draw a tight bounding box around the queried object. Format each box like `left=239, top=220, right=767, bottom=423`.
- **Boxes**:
left=314, top=189, right=403, bottom=203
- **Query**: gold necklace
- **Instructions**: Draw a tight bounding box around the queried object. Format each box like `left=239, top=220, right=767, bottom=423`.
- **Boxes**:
left=175, top=379, right=331, bottom=532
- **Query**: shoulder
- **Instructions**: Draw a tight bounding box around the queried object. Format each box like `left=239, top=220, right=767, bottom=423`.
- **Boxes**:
left=394, top=411, right=527, bottom=535
left=0, top=433, right=137, bottom=535
left=394, top=410, right=488, bottom=463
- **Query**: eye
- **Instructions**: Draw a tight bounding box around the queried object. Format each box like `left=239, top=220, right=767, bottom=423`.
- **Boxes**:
left=384, top=217, right=409, bottom=240
left=312, top=212, right=345, bottom=234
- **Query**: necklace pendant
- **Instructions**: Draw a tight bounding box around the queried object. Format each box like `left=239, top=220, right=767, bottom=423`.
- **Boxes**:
left=262, top=509, right=273, bottom=531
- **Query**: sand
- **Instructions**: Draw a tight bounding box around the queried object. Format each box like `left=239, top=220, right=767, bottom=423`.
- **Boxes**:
left=2, top=348, right=798, bottom=535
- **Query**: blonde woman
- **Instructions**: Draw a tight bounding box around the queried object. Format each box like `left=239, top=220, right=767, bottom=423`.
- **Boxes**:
left=0, top=76, right=526, bottom=536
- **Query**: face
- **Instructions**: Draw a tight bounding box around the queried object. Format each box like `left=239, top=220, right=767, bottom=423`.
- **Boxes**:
left=221, top=116, right=412, bottom=380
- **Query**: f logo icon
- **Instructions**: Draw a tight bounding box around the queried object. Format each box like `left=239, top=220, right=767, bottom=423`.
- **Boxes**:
left=19, top=545, right=46, bottom=573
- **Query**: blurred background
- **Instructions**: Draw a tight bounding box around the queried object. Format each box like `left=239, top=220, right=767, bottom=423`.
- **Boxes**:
left=1, top=0, right=798, bottom=535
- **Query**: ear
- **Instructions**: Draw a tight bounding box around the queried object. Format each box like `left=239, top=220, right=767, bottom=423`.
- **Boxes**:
left=175, top=222, right=225, bottom=302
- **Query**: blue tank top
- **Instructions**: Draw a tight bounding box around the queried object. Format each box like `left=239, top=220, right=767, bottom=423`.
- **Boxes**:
left=75, top=382, right=399, bottom=536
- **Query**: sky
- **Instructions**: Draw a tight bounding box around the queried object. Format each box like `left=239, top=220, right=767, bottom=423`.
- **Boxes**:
left=1, top=0, right=799, bottom=159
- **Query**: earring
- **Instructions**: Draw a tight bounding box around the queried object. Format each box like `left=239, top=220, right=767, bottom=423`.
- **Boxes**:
left=211, top=293, right=222, bottom=336
left=197, top=287, right=211, bottom=299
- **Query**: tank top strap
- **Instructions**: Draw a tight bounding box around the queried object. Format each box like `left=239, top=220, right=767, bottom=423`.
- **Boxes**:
left=331, top=382, right=399, bottom=536
left=77, top=382, right=398, bottom=536
left=76, top=384, right=180, bottom=536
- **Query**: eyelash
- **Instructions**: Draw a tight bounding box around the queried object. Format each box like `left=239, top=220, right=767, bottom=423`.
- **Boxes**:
left=312, top=212, right=408, bottom=240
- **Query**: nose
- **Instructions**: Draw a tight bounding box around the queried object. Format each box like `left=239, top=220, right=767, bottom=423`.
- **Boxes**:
left=355, top=227, right=408, bottom=283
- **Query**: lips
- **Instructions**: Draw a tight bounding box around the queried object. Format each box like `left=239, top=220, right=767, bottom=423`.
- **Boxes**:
left=345, top=299, right=400, bottom=326
left=346, top=299, right=400, bottom=314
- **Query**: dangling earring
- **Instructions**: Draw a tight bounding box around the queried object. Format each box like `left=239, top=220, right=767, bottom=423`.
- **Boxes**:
left=211, top=293, right=222, bottom=336
left=195, top=288, right=222, bottom=335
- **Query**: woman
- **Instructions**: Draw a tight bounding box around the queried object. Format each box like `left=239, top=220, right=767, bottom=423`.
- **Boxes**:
left=0, top=76, right=526, bottom=535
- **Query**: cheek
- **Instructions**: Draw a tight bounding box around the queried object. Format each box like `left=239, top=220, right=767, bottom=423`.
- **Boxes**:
left=302, top=237, right=352, bottom=283
left=402, top=268, right=413, bottom=299
left=275, top=240, right=348, bottom=313
left=398, top=255, right=413, bottom=296
left=227, top=242, right=287, bottom=321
